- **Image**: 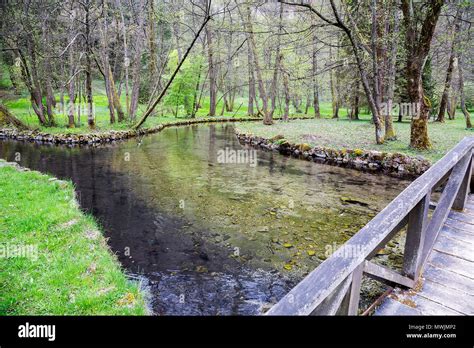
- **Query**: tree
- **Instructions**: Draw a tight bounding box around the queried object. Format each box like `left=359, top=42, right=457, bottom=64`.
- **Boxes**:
left=163, top=51, right=203, bottom=117
left=384, top=0, right=400, bottom=140
left=282, top=0, right=385, bottom=144
left=436, top=6, right=462, bottom=123
left=128, top=0, right=146, bottom=121
left=133, top=2, right=212, bottom=129
left=204, top=1, right=217, bottom=117
left=241, top=1, right=272, bottom=125
left=401, top=0, right=444, bottom=149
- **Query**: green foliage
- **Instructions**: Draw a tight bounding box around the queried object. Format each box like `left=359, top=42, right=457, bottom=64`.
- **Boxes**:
left=0, top=61, right=12, bottom=89
left=163, top=50, right=203, bottom=117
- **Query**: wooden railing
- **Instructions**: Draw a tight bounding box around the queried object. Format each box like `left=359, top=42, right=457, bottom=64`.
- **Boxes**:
left=266, top=137, right=474, bottom=315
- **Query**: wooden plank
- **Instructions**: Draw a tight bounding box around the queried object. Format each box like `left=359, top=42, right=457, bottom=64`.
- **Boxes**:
left=453, top=156, right=472, bottom=210
left=387, top=287, right=463, bottom=315
left=458, top=201, right=474, bottom=213
left=460, top=202, right=474, bottom=216
left=406, top=294, right=462, bottom=315
left=374, top=297, right=421, bottom=316
left=347, top=263, right=364, bottom=315
left=421, top=154, right=471, bottom=265
left=447, top=211, right=474, bottom=226
left=433, top=234, right=474, bottom=262
left=464, top=201, right=474, bottom=211
left=311, top=275, right=352, bottom=315
left=429, top=249, right=474, bottom=280
left=423, top=265, right=474, bottom=295
left=440, top=225, right=474, bottom=244
left=403, top=194, right=430, bottom=278
left=416, top=279, right=474, bottom=315
left=364, top=261, right=414, bottom=288
left=444, top=218, right=474, bottom=235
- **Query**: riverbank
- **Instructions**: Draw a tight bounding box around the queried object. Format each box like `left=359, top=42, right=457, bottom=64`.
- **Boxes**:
left=236, top=132, right=431, bottom=179
left=0, top=117, right=257, bottom=145
left=235, top=118, right=473, bottom=163
left=0, top=116, right=318, bottom=146
left=0, top=160, right=148, bottom=315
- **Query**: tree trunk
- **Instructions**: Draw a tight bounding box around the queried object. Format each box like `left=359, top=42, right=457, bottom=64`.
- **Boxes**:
left=243, top=2, right=271, bottom=125
left=129, top=0, right=146, bottom=121
left=18, top=42, right=47, bottom=125
left=148, top=0, right=158, bottom=85
left=305, top=94, right=310, bottom=115
left=224, top=8, right=235, bottom=112
left=205, top=20, right=217, bottom=116
left=329, top=46, right=339, bottom=119
left=119, top=2, right=130, bottom=116
left=402, top=0, right=443, bottom=149
left=437, top=8, right=461, bottom=123
left=282, top=69, right=290, bottom=122
left=247, top=40, right=255, bottom=116
left=40, top=12, right=56, bottom=126
left=101, top=0, right=116, bottom=124
left=269, top=2, right=283, bottom=117
left=352, top=80, right=360, bottom=120
left=109, top=66, right=125, bottom=122
left=448, top=93, right=458, bottom=119
left=458, top=53, right=472, bottom=129
left=85, top=0, right=95, bottom=129
left=384, top=1, right=399, bottom=140
left=67, top=47, right=75, bottom=128
left=0, top=104, right=30, bottom=130
left=312, top=23, right=320, bottom=118
left=191, top=54, right=203, bottom=118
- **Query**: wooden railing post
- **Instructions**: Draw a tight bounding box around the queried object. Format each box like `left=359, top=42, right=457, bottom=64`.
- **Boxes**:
left=346, top=263, right=364, bottom=315
left=470, top=152, right=474, bottom=194
left=403, top=193, right=430, bottom=279
left=454, top=155, right=473, bottom=210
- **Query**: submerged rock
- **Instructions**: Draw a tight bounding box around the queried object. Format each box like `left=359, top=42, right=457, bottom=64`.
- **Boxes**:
left=340, top=196, right=370, bottom=207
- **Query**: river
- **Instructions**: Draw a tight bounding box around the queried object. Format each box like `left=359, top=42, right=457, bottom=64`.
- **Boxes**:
left=0, top=123, right=410, bottom=315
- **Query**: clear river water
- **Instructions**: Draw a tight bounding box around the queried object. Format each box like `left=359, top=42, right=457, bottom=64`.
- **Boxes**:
left=0, top=123, right=410, bottom=315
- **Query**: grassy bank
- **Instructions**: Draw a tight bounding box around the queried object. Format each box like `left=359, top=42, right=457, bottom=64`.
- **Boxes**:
left=0, top=79, right=370, bottom=135
left=0, top=161, right=147, bottom=315
left=235, top=117, right=473, bottom=162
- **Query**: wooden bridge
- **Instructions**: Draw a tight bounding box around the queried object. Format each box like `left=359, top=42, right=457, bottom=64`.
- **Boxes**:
left=266, top=137, right=474, bottom=316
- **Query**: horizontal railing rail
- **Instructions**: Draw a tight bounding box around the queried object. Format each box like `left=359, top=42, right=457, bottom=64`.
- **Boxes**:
left=266, top=136, right=474, bottom=315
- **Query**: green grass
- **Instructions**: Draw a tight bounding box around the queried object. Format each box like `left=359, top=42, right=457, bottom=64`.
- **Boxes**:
left=1, top=79, right=368, bottom=134
left=1, top=94, right=255, bottom=134
left=235, top=116, right=474, bottom=162
left=0, top=62, right=12, bottom=89
left=0, top=163, right=147, bottom=315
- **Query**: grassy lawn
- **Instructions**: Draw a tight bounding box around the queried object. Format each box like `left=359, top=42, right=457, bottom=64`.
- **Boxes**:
left=0, top=78, right=370, bottom=135
left=235, top=116, right=473, bottom=162
left=0, top=162, right=147, bottom=315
